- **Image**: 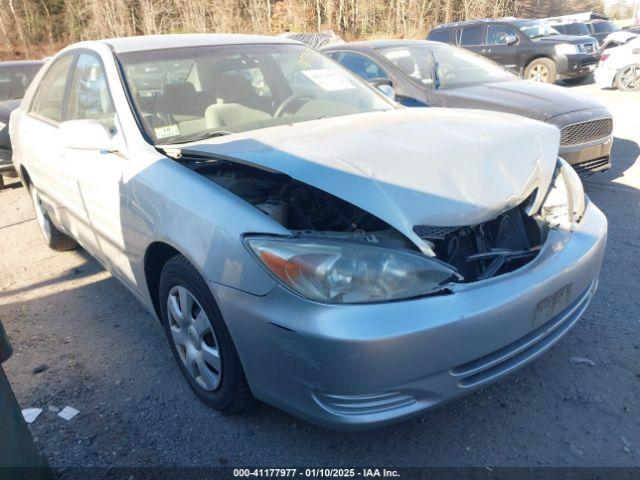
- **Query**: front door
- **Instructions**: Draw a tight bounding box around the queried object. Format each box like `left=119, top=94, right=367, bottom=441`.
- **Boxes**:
left=483, top=24, right=520, bottom=73
left=62, top=52, right=135, bottom=285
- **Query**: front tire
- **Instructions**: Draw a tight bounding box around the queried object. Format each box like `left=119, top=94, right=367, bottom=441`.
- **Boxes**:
left=159, top=255, right=253, bottom=414
left=524, top=58, right=557, bottom=84
left=616, top=64, right=640, bottom=91
left=30, top=187, right=77, bottom=251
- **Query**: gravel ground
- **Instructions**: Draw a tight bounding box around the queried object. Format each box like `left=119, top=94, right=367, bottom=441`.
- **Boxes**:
left=1, top=81, right=639, bottom=475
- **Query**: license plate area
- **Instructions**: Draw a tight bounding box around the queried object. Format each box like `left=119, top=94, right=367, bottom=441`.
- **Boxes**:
left=533, top=284, right=573, bottom=328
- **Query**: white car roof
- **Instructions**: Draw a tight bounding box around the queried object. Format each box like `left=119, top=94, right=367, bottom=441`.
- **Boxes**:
left=101, top=33, right=299, bottom=54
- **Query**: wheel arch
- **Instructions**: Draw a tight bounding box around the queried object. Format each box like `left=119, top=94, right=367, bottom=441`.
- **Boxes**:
left=522, top=54, right=556, bottom=75
left=19, top=165, right=31, bottom=190
left=143, top=241, right=183, bottom=322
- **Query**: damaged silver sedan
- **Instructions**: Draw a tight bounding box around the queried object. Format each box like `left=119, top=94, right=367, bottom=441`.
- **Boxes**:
left=10, top=34, right=607, bottom=430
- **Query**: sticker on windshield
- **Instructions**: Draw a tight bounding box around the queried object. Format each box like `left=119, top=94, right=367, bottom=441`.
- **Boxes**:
left=154, top=124, right=180, bottom=139
left=301, top=69, right=356, bottom=91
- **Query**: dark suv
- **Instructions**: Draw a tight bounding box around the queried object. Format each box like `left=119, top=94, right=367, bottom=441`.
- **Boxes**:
left=428, top=18, right=599, bottom=84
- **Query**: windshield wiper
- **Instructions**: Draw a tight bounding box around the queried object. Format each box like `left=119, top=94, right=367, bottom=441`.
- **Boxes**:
left=170, top=130, right=233, bottom=144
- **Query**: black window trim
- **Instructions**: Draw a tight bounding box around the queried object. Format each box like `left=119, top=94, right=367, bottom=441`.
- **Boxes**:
left=457, top=23, right=487, bottom=47
left=27, top=48, right=119, bottom=130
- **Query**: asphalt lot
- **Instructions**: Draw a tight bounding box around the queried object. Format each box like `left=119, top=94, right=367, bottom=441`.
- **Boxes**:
left=1, top=81, right=639, bottom=475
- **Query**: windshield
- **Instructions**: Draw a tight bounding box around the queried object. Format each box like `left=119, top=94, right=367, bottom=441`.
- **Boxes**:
left=379, top=43, right=515, bottom=89
left=556, top=23, right=592, bottom=36
left=592, top=21, right=620, bottom=34
left=515, top=20, right=560, bottom=38
left=0, top=64, right=42, bottom=101
left=117, top=44, right=392, bottom=144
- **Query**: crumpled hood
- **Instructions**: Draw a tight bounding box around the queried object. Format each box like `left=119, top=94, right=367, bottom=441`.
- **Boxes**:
left=439, top=80, right=603, bottom=120
left=176, top=108, right=560, bottom=249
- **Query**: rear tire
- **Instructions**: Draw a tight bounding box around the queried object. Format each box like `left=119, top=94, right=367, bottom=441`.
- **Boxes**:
left=30, top=187, right=78, bottom=251
left=159, top=254, right=253, bottom=414
left=615, top=64, right=640, bottom=91
left=524, top=58, right=557, bottom=84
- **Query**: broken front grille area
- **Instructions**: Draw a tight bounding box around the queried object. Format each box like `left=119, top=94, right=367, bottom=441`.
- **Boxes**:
left=414, top=198, right=546, bottom=282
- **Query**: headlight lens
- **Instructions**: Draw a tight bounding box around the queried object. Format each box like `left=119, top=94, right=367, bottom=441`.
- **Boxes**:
left=0, top=120, right=6, bottom=131
left=539, top=158, right=586, bottom=229
left=246, top=237, right=457, bottom=304
left=555, top=43, right=579, bottom=55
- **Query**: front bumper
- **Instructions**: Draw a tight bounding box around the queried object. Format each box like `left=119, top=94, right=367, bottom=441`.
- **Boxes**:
left=559, top=135, right=613, bottom=175
left=556, top=53, right=598, bottom=79
left=212, top=201, right=607, bottom=430
left=594, top=66, right=617, bottom=89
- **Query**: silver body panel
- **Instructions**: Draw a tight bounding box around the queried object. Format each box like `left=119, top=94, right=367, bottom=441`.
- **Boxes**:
left=9, top=35, right=607, bottom=430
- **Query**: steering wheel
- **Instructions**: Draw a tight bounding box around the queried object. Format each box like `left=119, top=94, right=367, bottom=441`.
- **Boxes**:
left=274, top=93, right=315, bottom=118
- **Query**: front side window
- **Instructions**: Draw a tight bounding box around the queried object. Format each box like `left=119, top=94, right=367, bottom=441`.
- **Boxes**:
left=380, top=43, right=514, bottom=89
left=30, top=55, right=74, bottom=123
left=67, top=53, right=116, bottom=132
left=338, top=52, right=388, bottom=81
left=459, top=25, right=484, bottom=46
left=117, top=44, right=392, bottom=144
left=486, top=25, right=518, bottom=45
left=0, top=64, right=42, bottom=101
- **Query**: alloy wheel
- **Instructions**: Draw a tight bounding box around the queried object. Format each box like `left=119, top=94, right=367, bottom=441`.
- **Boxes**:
left=619, top=65, right=640, bottom=90
left=529, top=64, right=549, bottom=82
left=167, top=285, right=222, bottom=391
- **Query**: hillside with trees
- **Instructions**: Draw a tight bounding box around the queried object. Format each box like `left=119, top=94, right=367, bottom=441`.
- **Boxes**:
left=1, top=0, right=604, bottom=60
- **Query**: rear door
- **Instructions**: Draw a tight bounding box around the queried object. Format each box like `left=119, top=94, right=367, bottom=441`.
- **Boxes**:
left=483, top=24, right=520, bottom=73
left=19, top=54, right=80, bottom=230
left=457, top=24, right=486, bottom=57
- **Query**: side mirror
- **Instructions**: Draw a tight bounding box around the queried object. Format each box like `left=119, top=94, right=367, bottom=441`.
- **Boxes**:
left=60, top=119, right=117, bottom=152
left=369, top=78, right=395, bottom=99
left=505, top=33, right=519, bottom=45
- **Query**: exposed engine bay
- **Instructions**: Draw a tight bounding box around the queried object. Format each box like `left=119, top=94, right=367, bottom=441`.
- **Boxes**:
left=414, top=197, right=548, bottom=282
left=175, top=152, right=548, bottom=283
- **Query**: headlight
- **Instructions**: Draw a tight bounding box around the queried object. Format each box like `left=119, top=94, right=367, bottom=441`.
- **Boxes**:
left=0, top=120, right=6, bottom=131
left=555, top=43, right=579, bottom=55
left=246, top=237, right=457, bottom=304
left=539, top=158, right=586, bottom=230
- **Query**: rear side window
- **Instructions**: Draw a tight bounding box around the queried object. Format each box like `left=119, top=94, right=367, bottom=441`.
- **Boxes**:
left=67, top=53, right=116, bottom=132
left=459, top=25, right=484, bottom=46
left=428, top=29, right=450, bottom=43
left=338, top=52, right=388, bottom=81
left=30, top=55, right=74, bottom=123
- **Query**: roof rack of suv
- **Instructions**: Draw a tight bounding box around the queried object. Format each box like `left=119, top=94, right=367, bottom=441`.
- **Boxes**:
left=434, top=17, right=519, bottom=29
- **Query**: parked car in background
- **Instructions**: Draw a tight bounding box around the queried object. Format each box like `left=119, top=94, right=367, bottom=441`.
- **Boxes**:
left=548, top=19, right=621, bottom=45
left=10, top=34, right=607, bottom=430
left=0, top=60, right=44, bottom=188
left=427, top=18, right=599, bottom=84
left=598, top=31, right=639, bottom=53
left=324, top=40, right=613, bottom=175
left=595, top=36, right=640, bottom=91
